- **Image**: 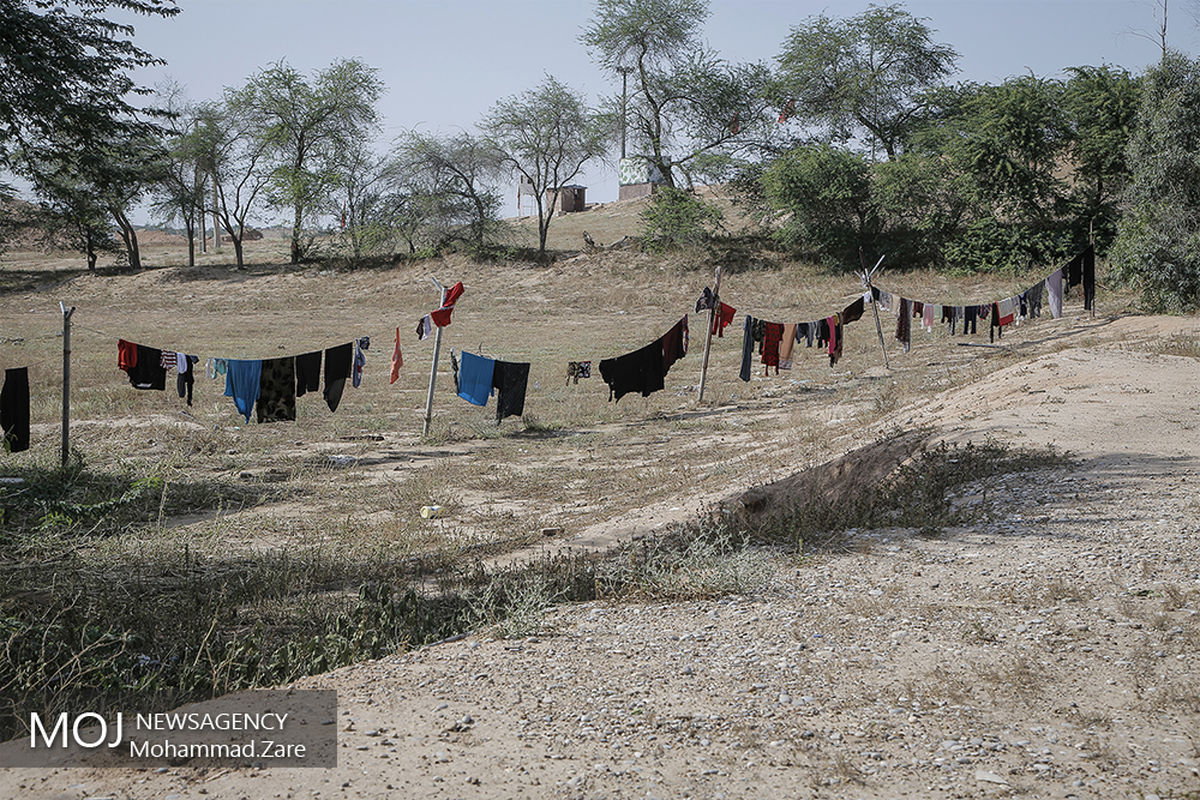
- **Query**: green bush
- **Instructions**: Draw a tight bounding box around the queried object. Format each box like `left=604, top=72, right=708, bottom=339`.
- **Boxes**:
left=639, top=186, right=723, bottom=252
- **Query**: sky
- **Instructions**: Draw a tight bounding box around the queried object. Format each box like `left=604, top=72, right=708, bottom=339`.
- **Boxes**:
left=110, top=0, right=1199, bottom=223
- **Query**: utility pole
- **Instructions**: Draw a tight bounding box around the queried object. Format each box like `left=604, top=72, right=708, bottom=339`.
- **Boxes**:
left=618, top=66, right=633, bottom=159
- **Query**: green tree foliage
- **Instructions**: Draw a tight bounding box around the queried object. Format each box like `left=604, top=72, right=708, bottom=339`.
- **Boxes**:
left=395, top=132, right=504, bottom=254
left=0, top=0, right=178, bottom=181
left=1062, top=65, right=1140, bottom=247
left=484, top=75, right=608, bottom=257
left=775, top=3, right=958, bottom=160
left=759, top=144, right=879, bottom=268
left=581, top=0, right=774, bottom=187
left=1111, top=52, right=1200, bottom=311
left=639, top=186, right=723, bottom=252
left=149, top=87, right=208, bottom=267
left=239, top=59, right=384, bottom=264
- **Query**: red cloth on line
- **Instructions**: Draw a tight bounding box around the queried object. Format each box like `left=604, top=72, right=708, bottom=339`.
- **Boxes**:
left=390, top=327, right=403, bottom=385
left=117, top=339, right=138, bottom=371
left=761, top=322, right=784, bottom=372
left=712, top=302, right=736, bottom=337
left=429, top=281, right=465, bottom=327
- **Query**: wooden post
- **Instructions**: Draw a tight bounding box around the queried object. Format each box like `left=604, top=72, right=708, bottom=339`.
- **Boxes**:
left=59, top=302, right=75, bottom=468
left=697, top=264, right=722, bottom=403
left=859, top=252, right=889, bottom=369
left=422, top=278, right=446, bottom=438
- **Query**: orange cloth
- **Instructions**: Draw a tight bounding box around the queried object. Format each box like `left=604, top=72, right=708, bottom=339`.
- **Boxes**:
left=390, top=327, right=403, bottom=385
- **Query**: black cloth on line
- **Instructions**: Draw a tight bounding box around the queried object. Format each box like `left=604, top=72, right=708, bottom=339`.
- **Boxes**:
left=323, top=342, right=353, bottom=413
left=739, top=315, right=754, bottom=382
left=128, top=344, right=166, bottom=390
left=295, top=350, right=322, bottom=397
left=176, top=354, right=198, bottom=406
left=599, top=339, right=665, bottom=402
left=257, top=356, right=297, bottom=423
left=1, top=367, right=30, bottom=453
left=491, top=360, right=530, bottom=422
left=841, top=296, right=865, bottom=324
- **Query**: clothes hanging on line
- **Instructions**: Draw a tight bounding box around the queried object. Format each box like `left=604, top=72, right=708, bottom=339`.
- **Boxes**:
left=416, top=314, right=433, bottom=341
left=323, top=342, right=353, bottom=413
left=256, top=356, right=296, bottom=423
left=176, top=353, right=198, bottom=406
left=599, top=340, right=665, bottom=402
left=430, top=281, right=465, bottom=328
left=1063, top=244, right=1095, bottom=311
left=352, top=336, right=369, bottom=388
left=224, top=359, right=262, bottom=424
left=662, top=315, right=689, bottom=374
left=456, top=350, right=495, bottom=406
left=492, top=360, right=530, bottom=422
left=566, top=361, right=592, bottom=384
left=119, top=342, right=166, bottom=390
left=295, top=351, right=322, bottom=397
left=1, top=366, right=30, bottom=452
left=390, top=328, right=403, bottom=385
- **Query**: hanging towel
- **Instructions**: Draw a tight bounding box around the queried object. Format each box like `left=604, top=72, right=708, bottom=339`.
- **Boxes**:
left=996, top=297, right=1017, bottom=327
left=1047, top=269, right=1064, bottom=318
left=224, top=359, right=262, bottom=424
left=738, top=315, right=754, bottom=382
left=827, top=314, right=843, bottom=366
left=1025, top=282, right=1043, bottom=318
left=923, top=303, right=935, bottom=331
left=390, top=327, right=403, bottom=385
left=323, top=342, right=353, bottom=412
left=761, top=322, right=784, bottom=372
left=1, top=367, right=30, bottom=453
left=457, top=350, right=495, bottom=406
left=295, top=351, right=322, bottom=397
left=492, top=360, right=530, bottom=422
left=256, top=356, right=296, bottom=423
left=429, top=281, right=465, bottom=327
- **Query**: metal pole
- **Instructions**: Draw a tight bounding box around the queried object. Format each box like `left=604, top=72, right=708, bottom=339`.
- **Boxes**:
left=60, top=302, right=75, bottom=468
left=697, top=264, right=723, bottom=403
left=619, top=68, right=630, bottom=160
left=422, top=278, right=446, bottom=438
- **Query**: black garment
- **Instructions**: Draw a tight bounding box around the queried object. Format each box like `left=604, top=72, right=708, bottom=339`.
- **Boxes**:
left=323, top=342, right=353, bottom=413
left=963, top=306, right=978, bottom=335
left=127, top=344, right=166, bottom=390
left=599, top=340, right=665, bottom=402
left=1, top=367, right=30, bottom=452
left=256, top=357, right=297, bottom=423
left=661, top=316, right=687, bottom=375
left=990, top=302, right=1003, bottom=343
left=841, top=296, right=865, bottom=324
left=896, top=298, right=911, bottom=352
left=738, top=315, right=754, bottom=382
left=815, top=318, right=831, bottom=348
left=1063, top=244, right=1096, bottom=310
left=695, top=287, right=715, bottom=313
left=176, top=355, right=198, bottom=406
left=1025, top=282, right=1043, bottom=318
left=491, top=360, right=530, bottom=422
left=295, top=350, right=322, bottom=397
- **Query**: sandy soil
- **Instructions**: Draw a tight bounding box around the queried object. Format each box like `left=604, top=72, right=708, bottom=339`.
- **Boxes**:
left=3, top=306, right=1198, bottom=799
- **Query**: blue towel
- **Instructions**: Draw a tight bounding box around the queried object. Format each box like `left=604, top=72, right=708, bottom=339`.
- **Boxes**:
left=224, top=359, right=263, bottom=423
left=457, top=350, right=495, bottom=407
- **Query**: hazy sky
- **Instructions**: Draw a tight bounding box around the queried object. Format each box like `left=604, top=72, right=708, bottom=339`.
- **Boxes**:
left=115, top=0, right=1197, bottom=220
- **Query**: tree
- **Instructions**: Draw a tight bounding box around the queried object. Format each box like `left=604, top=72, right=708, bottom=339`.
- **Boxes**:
left=195, top=97, right=272, bottom=269
left=150, top=85, right=208, bottom=267
left=1111, top=52, right=1200, bottom=311
left=775, top=3, right=958, bottom=161
left=484, top=76, right=607, bottom=257
left=1062, top=65, right=1141, bottom=248
left=580, top=0, right=774, bottom=187
left=395, top=132, right=504, bottom=253
left=35, top=174, right=120, bottom=270
left=759, top=143, right=880, bottom=267
left=240, top=59, right=384, bottom=264
left=0, top=0, right=178, bottom=183
left=331, top=141, right=397, bottom=260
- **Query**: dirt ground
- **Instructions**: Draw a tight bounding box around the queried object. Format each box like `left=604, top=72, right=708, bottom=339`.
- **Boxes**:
left=1, top=231, right=1198, bottom=799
